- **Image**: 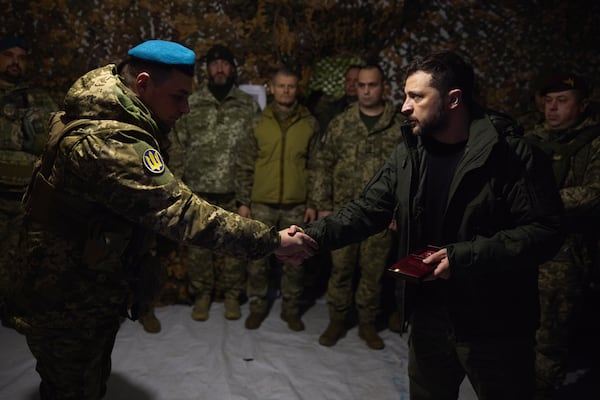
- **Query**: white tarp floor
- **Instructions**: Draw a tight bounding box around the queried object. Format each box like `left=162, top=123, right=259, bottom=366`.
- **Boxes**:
left=3, top=291, right=598, bottom=400
left=1, top=297, right=483, bottom=400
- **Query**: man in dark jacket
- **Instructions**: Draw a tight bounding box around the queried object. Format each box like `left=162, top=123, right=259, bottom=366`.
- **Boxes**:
left=302, top=51, right=564, bottom=399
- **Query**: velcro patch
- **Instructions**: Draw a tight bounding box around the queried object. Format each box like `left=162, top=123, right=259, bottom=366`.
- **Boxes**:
left=143, top=148, right=165, bottom=174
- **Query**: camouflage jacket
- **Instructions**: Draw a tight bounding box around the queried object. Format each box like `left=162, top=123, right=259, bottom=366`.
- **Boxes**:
left=174, top=85, right=261, bottom=194
left=8, top=65, right=279, bottom=329
left=0, top=82, right=58, bottom=190
left=236, top=102, right=318, bottom=206
left=307, top=101, right=405, bottom=211
left=526, top=113, right=600, bottom=233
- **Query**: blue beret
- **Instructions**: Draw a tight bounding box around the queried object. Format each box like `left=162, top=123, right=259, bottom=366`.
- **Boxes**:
left=128, top=40, right=195, bottom=66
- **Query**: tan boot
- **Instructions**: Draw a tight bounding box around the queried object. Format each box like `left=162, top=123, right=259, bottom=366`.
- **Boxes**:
left=281, top=312, right=305, bottom=331
left=224, top=298, right=241, bottom=320
left=139, top=310, right=161, bottom=334
left=191, top=295, right=211, bottom=321
left=359, top=323, right=385, bottom=350
left=388, top=311, right=403, bottom=333
left=318, top=320, right=347, bottom=347
left=245, top=311, right=267, bottom=329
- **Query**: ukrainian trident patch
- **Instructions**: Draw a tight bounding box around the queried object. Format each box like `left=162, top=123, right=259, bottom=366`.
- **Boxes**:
left=143, top=148, right=165, bottom=174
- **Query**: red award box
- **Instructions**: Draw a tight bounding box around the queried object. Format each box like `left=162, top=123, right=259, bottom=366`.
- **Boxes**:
left=387, top=245, right=441, bottom=282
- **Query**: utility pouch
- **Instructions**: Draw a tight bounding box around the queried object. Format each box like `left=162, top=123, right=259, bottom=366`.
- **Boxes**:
left=81, top=216, right=132, bottom=271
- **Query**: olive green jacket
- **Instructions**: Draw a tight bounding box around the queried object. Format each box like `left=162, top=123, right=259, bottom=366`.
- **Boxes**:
left=236, top=102, right=318, bottom=206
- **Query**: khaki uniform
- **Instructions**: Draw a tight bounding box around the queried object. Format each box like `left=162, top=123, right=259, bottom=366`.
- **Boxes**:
left=4, top=65, right=279, bottom=399
left=527, top=113, right=600, bottom=397
left=237, top=102, right=318, bottom=316
left=308, top=101, right=404, bottom=323
left=0, top=82, right=57, bottom=306
left=174, top=85, right=261, bottom=301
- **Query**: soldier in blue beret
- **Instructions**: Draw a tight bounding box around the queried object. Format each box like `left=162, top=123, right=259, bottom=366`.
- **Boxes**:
left=3, top=39, right=317, bottom=399
left=127, top=39, right=196, bottom=76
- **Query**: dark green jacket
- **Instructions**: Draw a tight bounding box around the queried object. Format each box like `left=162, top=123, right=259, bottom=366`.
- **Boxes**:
left=305, top=110, right=564, bottom=339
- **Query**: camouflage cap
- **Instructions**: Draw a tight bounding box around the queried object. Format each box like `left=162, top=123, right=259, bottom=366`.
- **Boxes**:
left=205, top=44, right=236, bottom=66
left=128, top=40, right=195, bottom=67
left=541, top=73, right=590, bottom=97
left=0, top=35, right=29, bottom=52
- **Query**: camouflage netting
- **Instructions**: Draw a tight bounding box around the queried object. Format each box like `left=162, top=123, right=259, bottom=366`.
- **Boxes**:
left=2, top=0, right=598, bottom=304
left=4, top=0, right=596, bottom=111
left=308, top=56, right=365, bottom=98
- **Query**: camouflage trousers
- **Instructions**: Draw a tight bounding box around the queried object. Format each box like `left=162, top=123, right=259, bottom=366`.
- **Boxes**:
left=535, top=241, right=585, bottom=398
left=187, top=193, right=247, bottom=301
left=327, top=229, right=392, bottom=324
left=0, top=195, right=24, bottom=320
left=246, top=202, right=305, bottom=315
left=24, top=320, right=121, bottom=400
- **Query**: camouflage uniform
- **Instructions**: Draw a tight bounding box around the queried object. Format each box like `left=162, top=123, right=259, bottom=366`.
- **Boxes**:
left=237, top=102, right=318, bottom=317
left=308, top=101, right=404, bottom=324
left=175, top=85, right=261, bottom=302
left=0, top=82, right=57, bottom=308
left=4, top=65, right=279, bottom=399
left=526, top=113, right=600, bottom=397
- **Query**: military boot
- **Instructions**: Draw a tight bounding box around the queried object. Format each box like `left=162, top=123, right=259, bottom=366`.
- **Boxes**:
left=318, top=320, right=347, bottom=347
left=280, top=300, right=304, bottom=331
left=191, top=295, right=211, bottom=321
left=388, top=311, right=403, bottom=333
left=224, top=298, right=241, bottom=320
left=245, top=311, right=267, bottom=329
left=281, top=312, right=305, bottom=331
left=139, top=309, right=161, bottom=333
left=359, top=323, right=385, bottom=350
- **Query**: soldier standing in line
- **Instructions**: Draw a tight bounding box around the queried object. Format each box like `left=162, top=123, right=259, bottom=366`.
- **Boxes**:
left=3, top=40, right=316, bottom=400
left=525, top=73, right=600, bottom=399
left=174, top=44, right=262, bottom=323
left=236, top=67, right=319, bottom=331
left=309, top=64, right=361, bottom=141
left=0, top=35, right=58, bottom=312
left=308, top=64, right=405, bottom=350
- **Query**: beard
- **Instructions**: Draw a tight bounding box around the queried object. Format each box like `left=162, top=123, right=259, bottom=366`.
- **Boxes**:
left=208, top=74, right=235, bottom=87
left=0, top=66, right=24, bottom=84
left=413, top=103, right=448, bottom=136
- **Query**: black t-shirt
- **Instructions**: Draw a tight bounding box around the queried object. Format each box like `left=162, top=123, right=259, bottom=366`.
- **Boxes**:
left=422, top=135, right=467, bottom=246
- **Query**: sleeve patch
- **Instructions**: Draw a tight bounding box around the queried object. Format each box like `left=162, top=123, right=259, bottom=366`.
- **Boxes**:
left=143, top=148, right=165, bottom=175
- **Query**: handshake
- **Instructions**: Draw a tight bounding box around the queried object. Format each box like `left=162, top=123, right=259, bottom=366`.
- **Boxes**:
left=274, top=225, right=318, bottom=265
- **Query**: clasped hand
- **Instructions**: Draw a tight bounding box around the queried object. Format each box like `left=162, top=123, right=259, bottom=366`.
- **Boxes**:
left=274, top=225, right=318, bottom=265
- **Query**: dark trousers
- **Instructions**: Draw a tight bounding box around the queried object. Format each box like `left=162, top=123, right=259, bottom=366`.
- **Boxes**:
left=408, top=312, right=535, bottom=400
left=25, top=321, right=120, bottom=400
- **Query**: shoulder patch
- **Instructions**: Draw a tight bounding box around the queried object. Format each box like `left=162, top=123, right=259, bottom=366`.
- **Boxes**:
left=143, top=148, right=165, bottom=174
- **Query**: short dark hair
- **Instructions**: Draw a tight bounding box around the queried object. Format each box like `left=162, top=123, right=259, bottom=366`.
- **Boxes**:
left=359, top=64, right=386, bottom=82
left=272, top=66, right=299, bottom=82
left=120, top=58, right=194, bottom=86
left=405, top=51, right=475, bottom=109
left=345, top=64, right=363, bottom=75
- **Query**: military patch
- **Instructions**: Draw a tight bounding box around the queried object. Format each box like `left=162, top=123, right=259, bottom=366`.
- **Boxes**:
left=143, top=148, right=165, bottom=174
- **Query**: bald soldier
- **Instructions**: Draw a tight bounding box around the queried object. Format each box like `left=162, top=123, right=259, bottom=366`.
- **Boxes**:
left=2, top=40, right=316, bottom=400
